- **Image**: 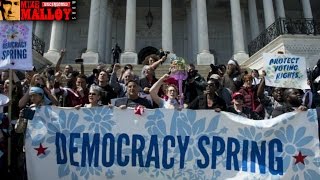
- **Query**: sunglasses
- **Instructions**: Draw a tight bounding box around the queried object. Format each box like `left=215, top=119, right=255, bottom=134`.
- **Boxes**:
left=234, top=96, right=244, bottom=100
left=89, top=93, right=97, bottom=96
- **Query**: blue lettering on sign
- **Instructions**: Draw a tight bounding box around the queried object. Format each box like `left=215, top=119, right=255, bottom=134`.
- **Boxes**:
left=275, top=72, right=300, bottom=80
left=269, top=139, right=284, bottom=175
left=56, top=133, right=67, bottom=164
left=269, top=57, right=299, bottom=65
left=117, top=134, right=130, bottom=166
left=241, top=140, right=249, bottom=171
left=101, top=133, right=115, bottom=167
left=162, top=136, right=175, bottom=169
left=132, top=134, right=145, bottom=167
left=69, top=133, right=80, bottom=166
left=251, top=141, right=266, bottom=173
left=197, top=136, right=210, bottom=168
left=212, top=136, right=225, bottom=169
left=145, top=135, right=160, bottom=168
left=226, top=137, right=240, bottom=171
left=55, top=133, right=283, bottom=174
left=1, top=49, right=27, bottom=60
left=81, top=133, right=100, bottom=167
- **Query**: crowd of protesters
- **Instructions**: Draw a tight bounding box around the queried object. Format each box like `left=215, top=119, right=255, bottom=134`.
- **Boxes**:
left=0, top=49, right=319, bottom=179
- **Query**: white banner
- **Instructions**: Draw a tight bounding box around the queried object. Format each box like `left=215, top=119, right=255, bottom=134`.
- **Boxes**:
left=263, top=53, right=309, bottom=89
left=25, top=106, right=320, bottom=179
left=0, top=21, right=33, bottom=70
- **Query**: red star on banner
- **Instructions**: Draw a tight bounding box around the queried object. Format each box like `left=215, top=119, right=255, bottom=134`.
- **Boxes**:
left=34, top=143, right=48, bottom=156
left=293, top=151, right=307, bottom=165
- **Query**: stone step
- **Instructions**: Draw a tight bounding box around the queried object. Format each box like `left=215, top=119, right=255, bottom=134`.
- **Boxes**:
left=61, top=64, right=211, bottom=80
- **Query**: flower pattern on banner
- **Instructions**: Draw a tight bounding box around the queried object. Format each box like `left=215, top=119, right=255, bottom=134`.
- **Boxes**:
left=273, top=122, right=320, bottom=180
left=143, top=109, right=228, bottom=179
left=83, top=107, right=114, bottom=134
left=25, top=107, right=320, bottom=180
left=0, top=23, right=29, bottom=43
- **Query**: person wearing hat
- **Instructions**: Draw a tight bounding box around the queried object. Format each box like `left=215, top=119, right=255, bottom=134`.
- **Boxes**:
left=222, top=59, right=243, bottom=93
left=15, top=87, right=44, bottom=133
left=227, top=92, right=262, bottom=120
left=184, top=64, right=206, bottom=104
left=14, top=87, right=44, bottom=179
left=209, top=74, right=232, bottom=106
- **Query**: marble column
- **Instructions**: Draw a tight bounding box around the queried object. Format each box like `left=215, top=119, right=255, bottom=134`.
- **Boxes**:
left=248, top=0, right=259, bottom=40
left=44, top=21, right=66, bottom=64
left=262, top=0, right=275, bottom=28
left=275, top=0, right=286, bottom=18
left=230, top=0, right=248, bottom=63
left=186, top=2, right=193, bottom=63
left=191, top=0, right=198, bottom=63
left=162, top=0, right=173, bottom=53
left=196, top=0, right=214, bottom=65
left=120, top=0, right=138, bottom=64
left=34, top=22, right=45, bottom=40
left=105, top=0, right=114, bottom=64
left=301, top=0, right=313, bottom=18
left=82, top=0, right=101, bottom=64
left=98, top=0, right=108, bottom=63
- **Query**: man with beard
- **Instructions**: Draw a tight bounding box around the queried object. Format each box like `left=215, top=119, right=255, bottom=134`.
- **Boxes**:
left=257, top=77, right=285, bottom=118
left=272, top=88, right=307, bottom=118
left=222, top=59, right=243, bottom=93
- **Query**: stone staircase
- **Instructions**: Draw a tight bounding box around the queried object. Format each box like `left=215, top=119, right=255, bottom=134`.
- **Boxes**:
left=61, top=64, right=212, bottom=79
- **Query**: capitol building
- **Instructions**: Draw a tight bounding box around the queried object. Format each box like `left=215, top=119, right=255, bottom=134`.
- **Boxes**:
left=32, top=0, right=320, bottom=70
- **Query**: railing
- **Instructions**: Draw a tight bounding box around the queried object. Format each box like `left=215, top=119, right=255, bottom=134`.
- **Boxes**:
left=248, top=18, right=320, bottom=56
left=32, top=34, right=45, bottom=55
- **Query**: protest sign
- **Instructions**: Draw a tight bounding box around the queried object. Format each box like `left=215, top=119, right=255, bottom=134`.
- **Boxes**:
left=263, top=53, right=309, bottom=89
left=25, top=107, right=320, bottom=179
left=0, top=21, right=33, bottom=70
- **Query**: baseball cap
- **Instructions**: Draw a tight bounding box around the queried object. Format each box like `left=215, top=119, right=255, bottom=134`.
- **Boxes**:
left=209, top=74, right=221, bottom=80
left=228, top=59, right=237, bottom=66
left=232, top=92, right=244, bottom=99
left=29, top=87, right=44, bottom=96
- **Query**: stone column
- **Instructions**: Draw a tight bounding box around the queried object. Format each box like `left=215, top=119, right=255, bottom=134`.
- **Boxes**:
left=44, top=21, right=66, bottom=64
left=162, top=0, right=173, bottom=53
left=34, top=21, right=45, bottom=40
left=275, top=0, right=286, bottom=18
left=186, top=2, right=193, bottom=63
left=97, top=0, right=108, bottom=63
left=301, top=0, right=313, bottom=18
left=191, top=0, right=198, bottom=63
left=230, top=0, right=248, bottom=63
left=105, top=0, right=114, bottom=64
left=196, top=0, right=214, bottom=65
left=248, top=0, right=259, bottom=40
left=82, top=0, right=100, bottom=64
left=262, top=0, right=275, bottom=28
left=120, top=0, right=138, bottom=64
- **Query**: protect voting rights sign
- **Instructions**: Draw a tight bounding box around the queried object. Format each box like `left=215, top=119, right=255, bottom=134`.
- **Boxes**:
left=25, top=106, right=320, bottom=179
left=263, top=53, right=309, bottom=89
